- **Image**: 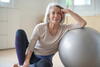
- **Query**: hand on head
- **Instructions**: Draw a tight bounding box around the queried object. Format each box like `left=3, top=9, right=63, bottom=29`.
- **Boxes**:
left=61, top=9, right=71, bottom=14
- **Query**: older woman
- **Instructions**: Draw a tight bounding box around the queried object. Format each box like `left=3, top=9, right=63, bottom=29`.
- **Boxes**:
left=14, top=2, right=87, bottom=67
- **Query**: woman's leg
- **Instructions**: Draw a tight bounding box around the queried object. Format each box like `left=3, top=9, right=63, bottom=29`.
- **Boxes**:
left=15, top=29, right=29, bottom=65
left=36, top=59, right=53, bottom=67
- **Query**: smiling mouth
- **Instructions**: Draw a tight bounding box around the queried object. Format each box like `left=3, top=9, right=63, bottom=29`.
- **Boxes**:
left=54, top=18, right=61, bottom=21
left=53, top=19, right=59, bottom=22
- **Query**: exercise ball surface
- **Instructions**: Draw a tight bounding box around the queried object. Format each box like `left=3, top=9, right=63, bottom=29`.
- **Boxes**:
left=59, top=27, right=100, bottom=67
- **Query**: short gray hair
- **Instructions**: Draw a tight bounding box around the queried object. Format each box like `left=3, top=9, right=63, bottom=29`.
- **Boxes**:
left=44, top=2, right=65, bottom=24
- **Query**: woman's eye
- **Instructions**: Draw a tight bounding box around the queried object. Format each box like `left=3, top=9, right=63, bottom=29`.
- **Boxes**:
left=52, top=12, right=55, bottom=14
left=57, top=12, right=61, bottom=14
left=51, top=11, right=61, bottom=15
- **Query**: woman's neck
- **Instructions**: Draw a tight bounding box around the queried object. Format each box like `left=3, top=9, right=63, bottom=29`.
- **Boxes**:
left=48, top=22, right=60, bottom=30
left=48, top=22, right=60, bottom=36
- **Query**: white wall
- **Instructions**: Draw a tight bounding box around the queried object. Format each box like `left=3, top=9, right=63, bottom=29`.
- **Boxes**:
left=0, top=7, right=20, bottom=49
left=0, top=0, right=53, bottom=49
left=15, top=0, right=53, bottom=38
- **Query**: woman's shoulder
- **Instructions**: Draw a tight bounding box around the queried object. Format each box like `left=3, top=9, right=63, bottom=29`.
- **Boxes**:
left=34, top=23, right=47, bottom=33
left=36, top=23, right=47, bottom=27
left=35, top=23, right=47, bottom=29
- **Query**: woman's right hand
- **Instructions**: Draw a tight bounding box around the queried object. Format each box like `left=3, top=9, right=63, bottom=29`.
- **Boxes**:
left=22, top=61, right=29, bottom=67
left=22, top=50, right=33, bottom=67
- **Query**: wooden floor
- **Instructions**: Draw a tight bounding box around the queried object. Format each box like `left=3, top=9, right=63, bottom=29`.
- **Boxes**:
left=0, top=49, right=64, bottom=67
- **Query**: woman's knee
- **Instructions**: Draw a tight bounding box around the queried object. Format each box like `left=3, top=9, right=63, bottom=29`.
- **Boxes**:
left=16, top=29, right=28, bottom=39
left=15, top=29, right=29, bottom=44
left=16, top=29, right=26, bottom=36
left=36, top=59, right=53, bottom=67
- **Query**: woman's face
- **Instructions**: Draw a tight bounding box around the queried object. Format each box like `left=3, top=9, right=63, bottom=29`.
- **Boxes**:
left=48, top=6, right=63, bottom=24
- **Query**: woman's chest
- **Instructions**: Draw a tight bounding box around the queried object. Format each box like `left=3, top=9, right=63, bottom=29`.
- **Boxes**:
left=39, top=28, right=62, bottom=45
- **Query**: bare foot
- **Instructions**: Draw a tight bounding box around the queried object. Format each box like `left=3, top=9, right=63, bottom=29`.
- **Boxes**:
left=13, top=64, right=19, bottom=67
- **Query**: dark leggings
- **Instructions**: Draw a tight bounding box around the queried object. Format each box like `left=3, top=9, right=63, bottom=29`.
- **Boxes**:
left=15, top=29, right=53, bottom=67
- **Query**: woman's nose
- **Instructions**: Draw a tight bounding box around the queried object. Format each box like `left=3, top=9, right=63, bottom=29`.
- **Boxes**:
left=54, top=14, right=58, bottom=18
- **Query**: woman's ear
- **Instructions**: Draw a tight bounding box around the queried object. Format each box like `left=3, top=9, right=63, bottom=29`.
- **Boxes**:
left=61, top=9, right=64, bottom=16
left=61, top=11, right=64, bottom=19
left=60, top=9, right=65, bottom=22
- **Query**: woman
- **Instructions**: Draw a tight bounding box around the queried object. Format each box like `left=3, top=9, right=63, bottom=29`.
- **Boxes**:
left=14, top=3, right=87, bottom=67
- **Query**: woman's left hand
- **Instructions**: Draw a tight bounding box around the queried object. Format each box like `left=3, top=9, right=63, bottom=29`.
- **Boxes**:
left=61, top=9, right=71, bottom=14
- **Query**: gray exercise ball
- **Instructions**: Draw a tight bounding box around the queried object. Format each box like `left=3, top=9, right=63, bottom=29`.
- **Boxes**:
left=59, top=27, right=100, bottom=67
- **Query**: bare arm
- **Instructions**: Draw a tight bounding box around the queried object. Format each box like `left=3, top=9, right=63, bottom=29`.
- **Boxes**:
left=23, top=50, right=32, bottom=67
left=62, top=9, right=87, bottom=27
left=22, top=24, right=41, bottom=67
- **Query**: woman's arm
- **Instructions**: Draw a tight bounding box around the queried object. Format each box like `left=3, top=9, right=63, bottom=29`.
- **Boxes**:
left=62, top=9, right=87, bottom=27
left=22, top=50, right=32, bottom=67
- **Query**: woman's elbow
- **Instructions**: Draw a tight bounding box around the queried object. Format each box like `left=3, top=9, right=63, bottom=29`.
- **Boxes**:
left=81, top=21, right=87, bottom=27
